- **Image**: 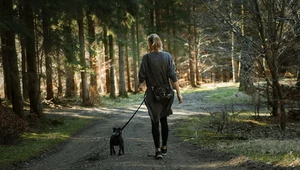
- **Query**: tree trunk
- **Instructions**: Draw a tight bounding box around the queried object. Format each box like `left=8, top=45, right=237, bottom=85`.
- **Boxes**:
left=253, top=0, right=286, bottom=133
left=118, top=34, right=127, bottom=97
left=188, top=15, right=196, bottom=87
left=103, top=26, right=110, bottom=94
left=24, top=0, right=43, bottom=116
left=230, top=0, right=238, bottom=83
left=131, top=24, right=139, bottom=93
left=20, top=36, right=28, bottom=101
left=63, top=22, right=76, bottom=98
left=125, top=39, right=133, bottom=92
left=109, top=34, right=116, bottom=98
left=1, top=38, right=12, bottom=101
left=87, top=10, right=98, bottom=95
left=18, top=0, right=29, bottom=101
left=56, top=50, right=63, bottom=96
left=1, top=0, right=24, bottom=117
left=192, top=3, right=200, bottom=84
left=239, top=0, right=254, bottom=94
left=42, top=2, right=54, bottom=100
left=65, top=65, right=76, bottom=98
left=77, top=9, right=90, bottom=104
left=136, top=15, right=141, bottom=72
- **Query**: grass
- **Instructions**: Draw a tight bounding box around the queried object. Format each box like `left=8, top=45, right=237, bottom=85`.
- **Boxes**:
left=2, top=84, right=299, bottom=167
left=100, top=92, right=145, bottom=108
left=0, top=116, right=91, bottom=167
left=0, top=93, right=144, bottom=167
left=176, top=84, right=300, bottom=167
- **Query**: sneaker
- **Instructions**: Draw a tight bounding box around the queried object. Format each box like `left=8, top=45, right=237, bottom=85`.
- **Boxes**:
left=154, top=151, right=163, bottom=159
left=161, top=147, right=167, bottom=156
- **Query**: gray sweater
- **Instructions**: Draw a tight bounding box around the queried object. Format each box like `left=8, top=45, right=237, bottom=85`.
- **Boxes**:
left=138, top=51, right=178, bottom=122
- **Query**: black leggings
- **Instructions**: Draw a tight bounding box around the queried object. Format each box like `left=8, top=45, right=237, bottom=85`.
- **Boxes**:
left=151, top=117, right=168, bottom=149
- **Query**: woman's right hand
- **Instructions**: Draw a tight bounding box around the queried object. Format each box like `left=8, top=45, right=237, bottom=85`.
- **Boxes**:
left=177, top=94, right=183, bottom=104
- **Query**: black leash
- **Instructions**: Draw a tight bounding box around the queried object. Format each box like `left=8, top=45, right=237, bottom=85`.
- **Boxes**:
left=121, top=97, right=146, bottom=131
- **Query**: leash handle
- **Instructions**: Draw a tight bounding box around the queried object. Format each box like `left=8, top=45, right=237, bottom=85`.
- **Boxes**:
left=121, top=98, right=145, bottom=130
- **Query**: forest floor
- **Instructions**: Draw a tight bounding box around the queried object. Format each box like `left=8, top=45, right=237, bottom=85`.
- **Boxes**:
left=4, top=83, right=297, bottom=170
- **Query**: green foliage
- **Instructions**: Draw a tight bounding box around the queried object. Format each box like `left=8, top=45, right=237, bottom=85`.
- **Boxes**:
left=0, top=105, right=28, bottom=145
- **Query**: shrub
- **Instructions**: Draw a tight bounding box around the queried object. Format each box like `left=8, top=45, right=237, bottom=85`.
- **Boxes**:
left=0, top=104, right=28, bottom=145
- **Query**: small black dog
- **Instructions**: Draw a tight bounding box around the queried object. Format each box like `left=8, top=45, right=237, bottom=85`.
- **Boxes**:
left=110, top=127, right=124, bottom=155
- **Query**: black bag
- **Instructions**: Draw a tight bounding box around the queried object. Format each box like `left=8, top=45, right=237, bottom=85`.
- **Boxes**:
left=152, top=84, right=172, bottom=100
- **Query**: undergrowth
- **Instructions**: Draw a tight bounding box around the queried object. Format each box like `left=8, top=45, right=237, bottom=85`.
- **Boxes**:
left=176, top=84, right=300, bottom=167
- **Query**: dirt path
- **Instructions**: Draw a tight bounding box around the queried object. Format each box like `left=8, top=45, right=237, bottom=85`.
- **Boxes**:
left=13, top=85, right=277, bottom=170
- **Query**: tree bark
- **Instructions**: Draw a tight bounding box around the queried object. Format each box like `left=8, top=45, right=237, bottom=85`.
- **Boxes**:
left=109, top=34, right=116, bottom=98
left=63, top=22, right=76, bottom=98
left=24, top=0, right=43, bottom=116
left=230, top=0, right=238, bottom=83
left=192, top=3, right=200, bottom=84
left=56, top=50, right=63, bottom=96
left=188, top=11, right=196, bottom=87
left=118, top=34, right=128, bottom=97
left=103, top=26, right=110, bottom=94
left=253, top=0, right=286, bottom=133
left=239, top=0, right=254, bottom=94
left=87, top=10, right=98, bottom=95
left=18, top=0, right=29, bottom=101
left=131, top=24, right=139, bottom=93
left=42, top=1, right=54, bottom=100
left=125, top=40, right=133, bottom=92
left=77, top=9, right=90, bottom=104
left=1, top=0, right=24, bottom=117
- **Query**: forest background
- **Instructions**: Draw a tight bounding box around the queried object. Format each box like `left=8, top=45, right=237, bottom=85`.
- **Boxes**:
left=0, top=0, right=300, bottom=165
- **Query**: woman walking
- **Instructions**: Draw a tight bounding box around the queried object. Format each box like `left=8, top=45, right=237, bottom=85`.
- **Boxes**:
left=138, top=33, right=183, bottom=159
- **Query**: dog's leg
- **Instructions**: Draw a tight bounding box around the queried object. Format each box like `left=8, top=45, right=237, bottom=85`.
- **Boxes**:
left=118, top=143, right=124, bottom=155
left=118, top=146, right=122, bottom=155
left=121, top=145, right=125, bottom=154
left=110, top=144, right=113, bottom=155
left=110, top=144, right=116, bottom=155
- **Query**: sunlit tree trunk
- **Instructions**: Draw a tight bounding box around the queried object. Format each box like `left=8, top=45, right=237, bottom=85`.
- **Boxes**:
left=136, top=15, right=141, bottom=71
left=125, top=39, right=133, bottom=92
left=131, top=24, right=139, bottom=93
left=188, top=7, right=196, bottom=87
left=118, top=33, right=127, bottom=97
left=109, top=34, right=116, bottom=98
left=230, top=0, right=238, bottom=83
left=193, top=9, right=200, bottom=84
left=87, top=10, right=98, bottom=96
left=77, top=9, right=90, bottom=104
left=103, top=26, right=110, bottom=94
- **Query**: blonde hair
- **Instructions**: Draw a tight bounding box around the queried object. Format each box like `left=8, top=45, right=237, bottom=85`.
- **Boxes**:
left=147, top=33, right=163, bottom=52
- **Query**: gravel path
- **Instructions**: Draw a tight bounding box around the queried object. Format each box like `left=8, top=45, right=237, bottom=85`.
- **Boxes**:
left=9, top=85, right=279, bottom=170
